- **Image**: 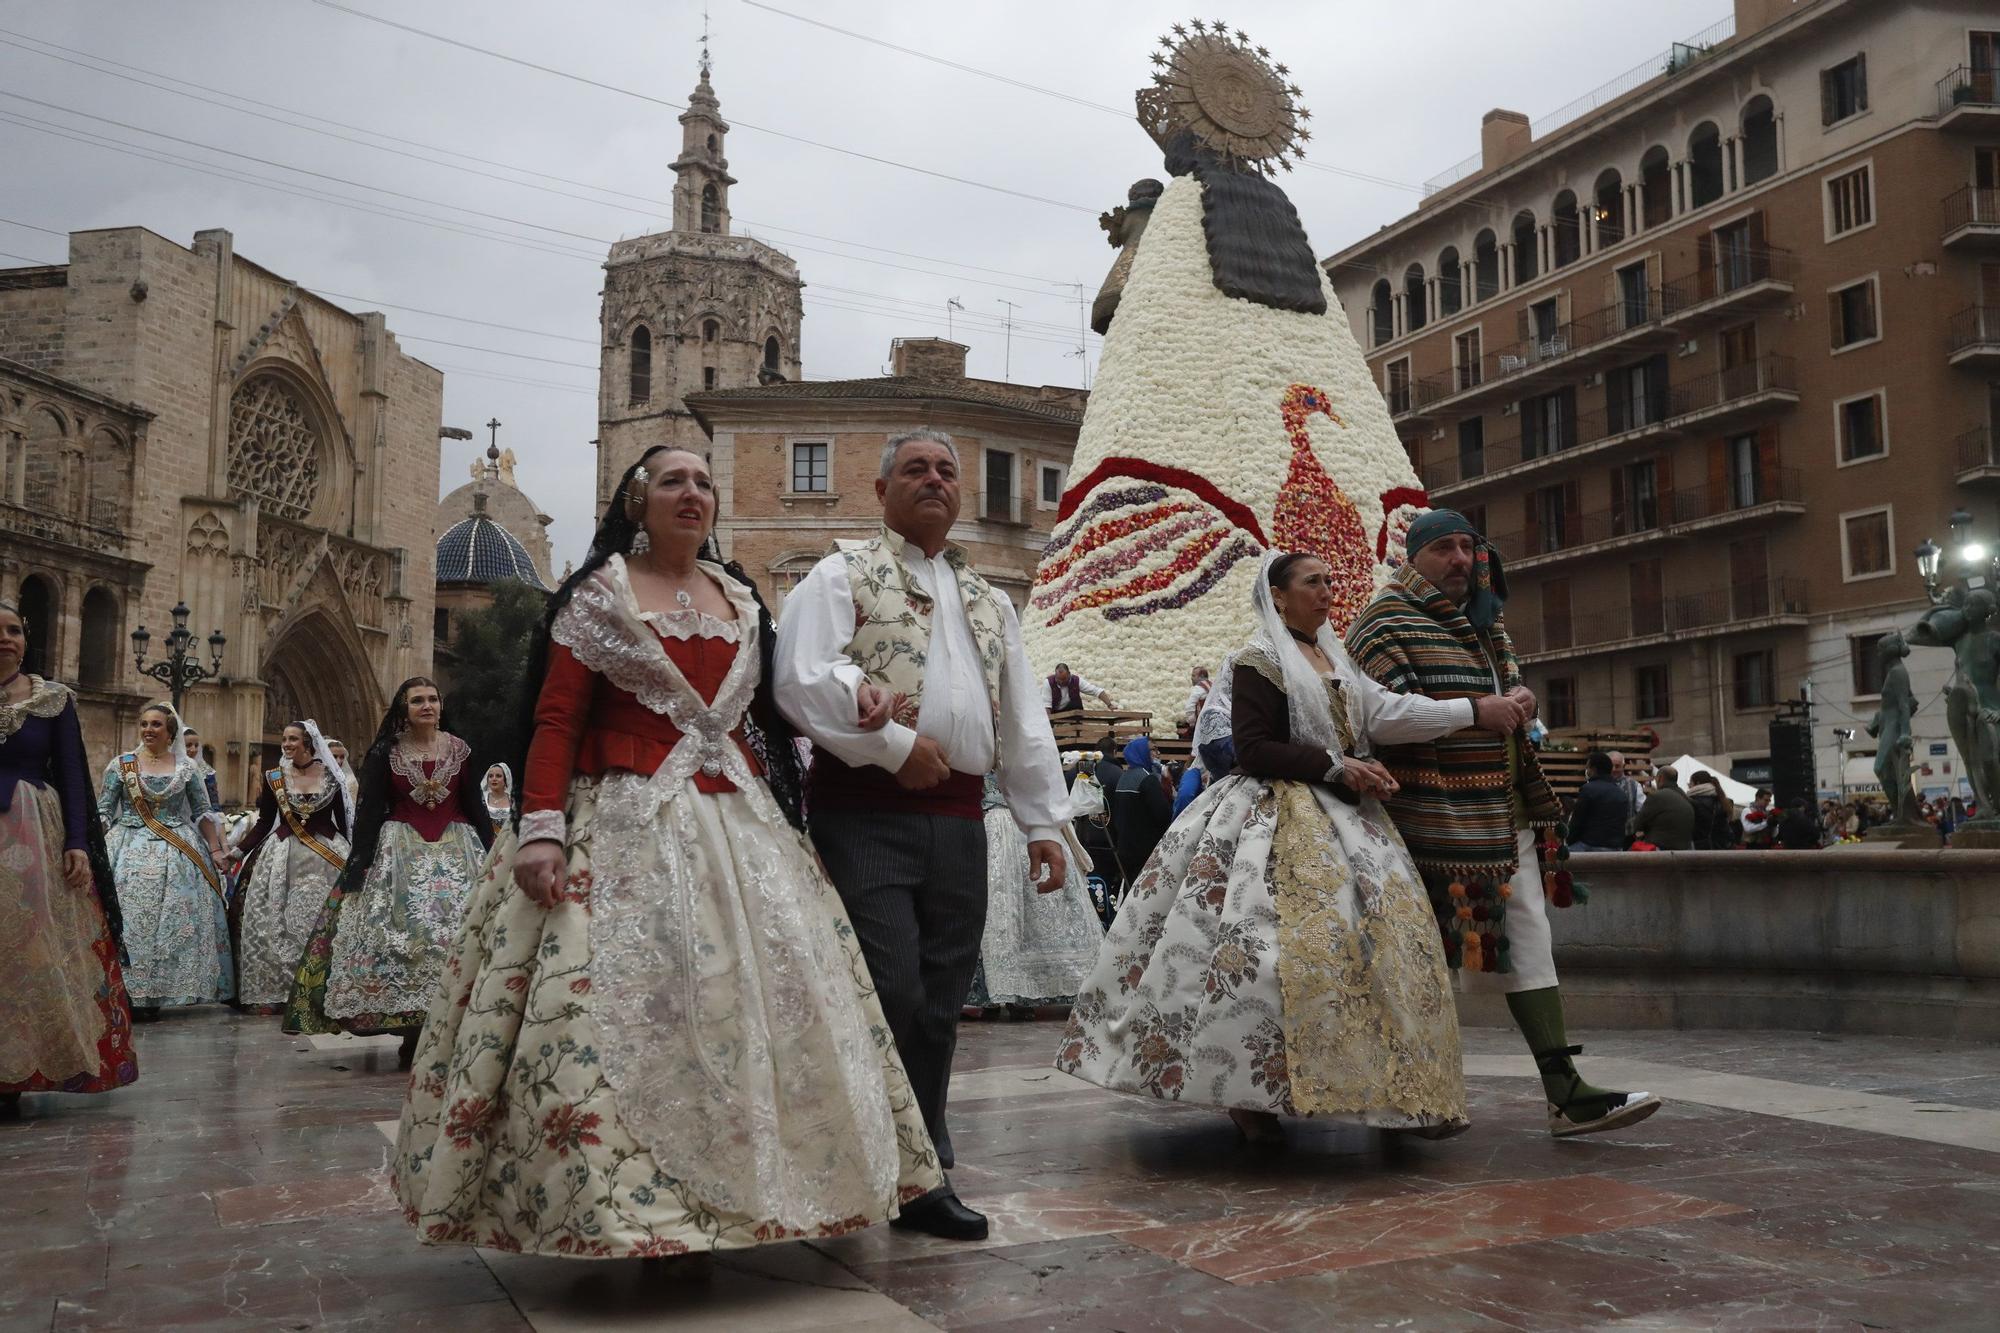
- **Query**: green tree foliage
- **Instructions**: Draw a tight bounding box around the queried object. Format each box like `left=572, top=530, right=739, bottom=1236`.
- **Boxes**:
left=442, top=580, right=548, bottom=783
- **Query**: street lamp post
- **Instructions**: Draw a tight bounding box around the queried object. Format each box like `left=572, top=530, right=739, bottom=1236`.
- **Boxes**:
left=130, top=601, right=226, bottom=715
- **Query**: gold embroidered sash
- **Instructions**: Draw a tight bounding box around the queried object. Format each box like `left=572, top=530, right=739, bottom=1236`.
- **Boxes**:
left=119, top=754, right=224, bottom=900
left=267, top=768, right=347, bottom=871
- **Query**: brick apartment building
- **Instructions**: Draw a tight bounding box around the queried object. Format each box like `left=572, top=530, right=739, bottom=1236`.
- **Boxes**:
left=686, top=337, right=1083, bottom=612
left=1323, top=0, right=1999, bottom=792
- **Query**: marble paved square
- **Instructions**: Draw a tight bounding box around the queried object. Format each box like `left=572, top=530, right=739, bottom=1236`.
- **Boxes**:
left=5, top=1012, right=2000, bottom=1330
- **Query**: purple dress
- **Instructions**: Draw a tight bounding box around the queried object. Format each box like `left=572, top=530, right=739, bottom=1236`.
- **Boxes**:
left=0, top=677, right=137, bottom=1094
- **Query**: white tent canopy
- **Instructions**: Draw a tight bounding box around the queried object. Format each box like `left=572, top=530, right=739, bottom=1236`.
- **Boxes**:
left=1659, top=755, right=1760, bottom=806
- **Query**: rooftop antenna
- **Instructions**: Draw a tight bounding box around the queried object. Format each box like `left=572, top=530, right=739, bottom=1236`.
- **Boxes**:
left=946, top=296, right=963, bottom=341
left=997, top=298, right=1019, bottom=382
left=1063, top=281, right=1090, bottom=389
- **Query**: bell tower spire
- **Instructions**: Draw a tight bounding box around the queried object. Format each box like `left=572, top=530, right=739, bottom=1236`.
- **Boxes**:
left=672, top=16, right=736, bottom=236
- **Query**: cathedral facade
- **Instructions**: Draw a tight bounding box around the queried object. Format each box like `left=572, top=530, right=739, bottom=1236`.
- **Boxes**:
left=596, top=59, right=804, bottom=509
left=0, top=226, right=444, bottom=804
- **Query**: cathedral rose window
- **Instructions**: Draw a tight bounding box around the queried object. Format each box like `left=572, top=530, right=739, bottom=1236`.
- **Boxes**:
left=227, top=374, right=324, bottom=522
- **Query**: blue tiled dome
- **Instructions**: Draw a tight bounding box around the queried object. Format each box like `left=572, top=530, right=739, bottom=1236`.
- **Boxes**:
left=436, top=513, right=549, bottom=591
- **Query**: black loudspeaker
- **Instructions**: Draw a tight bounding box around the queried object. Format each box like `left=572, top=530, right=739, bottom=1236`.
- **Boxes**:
left=1768, top=717, right=1817, bottom=808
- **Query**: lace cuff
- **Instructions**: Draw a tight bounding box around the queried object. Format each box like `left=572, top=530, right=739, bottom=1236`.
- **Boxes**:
left=1321, top=752, right=1345, bottom=785
left=518, top=808, right=566, bottom=845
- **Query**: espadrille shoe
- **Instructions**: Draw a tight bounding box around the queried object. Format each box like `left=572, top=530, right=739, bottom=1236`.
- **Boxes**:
left=1548, top=1090, right=1661, bottom=1138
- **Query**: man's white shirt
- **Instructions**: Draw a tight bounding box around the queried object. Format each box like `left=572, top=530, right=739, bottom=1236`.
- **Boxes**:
left=772, top=548, right=1067, bottom=845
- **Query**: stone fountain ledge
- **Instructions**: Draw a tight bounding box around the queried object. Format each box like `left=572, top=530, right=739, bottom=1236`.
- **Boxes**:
left=1456, top=850, right=2000, bottom=1041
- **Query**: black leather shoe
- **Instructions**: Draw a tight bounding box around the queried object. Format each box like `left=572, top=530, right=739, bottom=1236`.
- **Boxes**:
left=890, top=1189, right=989, bottom=1241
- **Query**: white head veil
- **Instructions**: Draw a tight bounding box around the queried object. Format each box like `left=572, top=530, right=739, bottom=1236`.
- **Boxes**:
left=1247, top=550, right=1362, bottom=764
left=483, top=763, right=514, bottom=810
left=296, top=718, right=353, bottom=835
left=179, top=722, right=214, bottom=776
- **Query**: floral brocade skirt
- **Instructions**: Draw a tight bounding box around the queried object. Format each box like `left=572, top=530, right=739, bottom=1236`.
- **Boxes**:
left=283, top=821, right=483, bottom=1035
left=235, top=832, right=349, bottom=1008
left=0, top=785, right=138, bottom=1094
left=391, top=773, right=941, bottom=1258
left=1056, top=775, right=1467, bottom=1130
left=106, top=819, right=231, bottom=1008
left=966, top=807, right=1103, bottom=1009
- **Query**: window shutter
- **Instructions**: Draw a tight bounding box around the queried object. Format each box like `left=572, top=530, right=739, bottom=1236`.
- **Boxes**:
left=1827, top=290, right=1844, bottom=348
left=1697, top=230, right=1715, bottom=300
left=1610, top=468, right=1627, bottom=535
left=1523, top=492, right=1540, bottom=554
left=1564, top=479, right=1582, bottom=546
left=1708, top=439, right=1728, bottom=513
left=1747, top=209, right=1767, bottom=255
left=1862, top=279, right=1878, bottom=339
left=1870, top=395, right=1885, bottom=452
left=1656, top=452, right=1674, bottom=506
left=1855, top=53, right=1867, bottom=112
left=1757, top=426, right=1781, bottom=499
left=1820, top=68, right=1835, bottom=125
left=1516, top=307, right=1531, bottom=345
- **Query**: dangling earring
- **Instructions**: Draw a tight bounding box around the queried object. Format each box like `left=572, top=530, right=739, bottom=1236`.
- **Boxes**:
left=630, top=528, right=651, bottom=554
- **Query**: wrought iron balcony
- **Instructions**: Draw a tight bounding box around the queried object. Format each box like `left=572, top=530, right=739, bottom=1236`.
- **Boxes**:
left=1938, top=65, right=2000, bottom=126
left=1660, top=246, right=1798, bottom=327
left=1665, top=354, right=1798, bottom=428
left=1949, top=307, right=2000, bottom=366
left=1957, top=425, right=2000, bottom=485
left=1943, top=185, right=2000, bottom=249
left=1513, top=575, right=1809, bottom=661
left=1485, top=468, right=1803, bottom=570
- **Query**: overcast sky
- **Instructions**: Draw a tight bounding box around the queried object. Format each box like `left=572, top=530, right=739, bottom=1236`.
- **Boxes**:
left=1, top=0, right=1727, bottom=567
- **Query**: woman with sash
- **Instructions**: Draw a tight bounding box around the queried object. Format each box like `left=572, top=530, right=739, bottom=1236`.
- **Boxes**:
left=227, top=720, right=350, bottom=1010
left=99, top=701, right=232, bottom=1013
left=1058, top=551, right=1506, bottom=1145
left=392, top=446, right=940, bottom=1259
left=283, top=679, right=492, bottom=1066
left=1, top=600, right=138, bottom=1116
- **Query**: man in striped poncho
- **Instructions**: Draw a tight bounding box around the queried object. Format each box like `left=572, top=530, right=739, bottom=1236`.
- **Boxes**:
left=1347, top=510, right=1662, bottom=1139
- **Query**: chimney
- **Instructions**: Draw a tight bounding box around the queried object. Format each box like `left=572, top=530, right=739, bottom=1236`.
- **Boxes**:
left=890, top=337, right=969, bottom=381
left=1481, top=110, right=1532, bottom=174
left=1733, top=0, right=1796, bottom=38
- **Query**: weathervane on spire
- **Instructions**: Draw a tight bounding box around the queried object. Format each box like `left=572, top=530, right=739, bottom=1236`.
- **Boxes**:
left=700, top=4, right=712, bottom=79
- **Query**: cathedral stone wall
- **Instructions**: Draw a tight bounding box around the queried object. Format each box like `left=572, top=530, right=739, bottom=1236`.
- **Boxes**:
left=0, top=227, right=442, bottom=804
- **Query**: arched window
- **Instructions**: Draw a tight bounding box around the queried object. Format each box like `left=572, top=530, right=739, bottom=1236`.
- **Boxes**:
left=705, top=133, right=718, bottom=155
left=1551, top=191, right=1581, bottom=269
left=1369, top=278, right=1393, bottom=345
left=22, top=407, right=65, bottom=511
left=85, top=428, right=127, bottom=531
left=1472, top=230, right=1499, bottom=302
left=702, top=319, right=719, bottom=343
left=1594, top=168, right=1625, bottom=247
left=1640, top=146, right=1673, bottom=228
left=699, top=183, right=720, bottom=234
left=1403, top=263, right=1428, bottom=332
left=15, top=574, right=53, bottom=678
left=1437, top=246, right=1462, bottom=316
left=703, top=366, right=717, bottom=391
left=1511, top=210, right=1539, bottom=283
left=79, top=586, right=118, bottom=687
left=1741, top=96, right=1778, bottom=185
left=628, top=326, right=652, bottom=404
left=763, top=336, right=781, bottom=371
left=1688, top=123, right=1724, bottom=208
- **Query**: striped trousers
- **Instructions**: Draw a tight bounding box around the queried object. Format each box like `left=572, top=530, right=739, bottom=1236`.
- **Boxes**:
left=812, top=810, right=988, bottom=1171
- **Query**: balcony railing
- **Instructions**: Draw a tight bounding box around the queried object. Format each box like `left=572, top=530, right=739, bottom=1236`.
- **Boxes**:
left=1666, top=466, right=1804, bottom=525
left=1943, top=185, right=2000, bottom=240
left=1949, top=306, right=2000, bottom=358
left=0, top=501, right=129, bottom=555
left=1957, top=425, right=1998, bottom=474
left=1515, top=576, right=1808, bottom=657
left=1939, top=64, right=2000, bottom=118
left=1660, top=245, right=1798, bottom=315
left=1668, top=354, right=1797, bottom=419
left=1487, top=468, right=1804, bottom=563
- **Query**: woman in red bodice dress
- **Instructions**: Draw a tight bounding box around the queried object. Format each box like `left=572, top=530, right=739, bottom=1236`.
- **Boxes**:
left=392, top=446, right=940, bottom=1260
left=283, top=678, right=493, bottom=1063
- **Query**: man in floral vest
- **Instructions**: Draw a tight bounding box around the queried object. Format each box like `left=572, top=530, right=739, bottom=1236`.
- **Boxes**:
left=775, top=427, right=1069, bottom=1240
left=1347, top=510, right=1662, bottom=1139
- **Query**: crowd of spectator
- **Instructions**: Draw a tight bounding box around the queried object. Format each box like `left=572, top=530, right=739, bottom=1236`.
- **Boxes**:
left=1560, top=750, right=1979, bottom=851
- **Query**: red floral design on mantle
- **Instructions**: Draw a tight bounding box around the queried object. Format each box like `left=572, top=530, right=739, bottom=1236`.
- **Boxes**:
left=1272, top=384, right=1373, bottom=632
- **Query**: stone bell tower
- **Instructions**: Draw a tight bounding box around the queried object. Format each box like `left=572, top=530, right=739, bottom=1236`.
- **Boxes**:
left=595, top=43, right=805, bottom=511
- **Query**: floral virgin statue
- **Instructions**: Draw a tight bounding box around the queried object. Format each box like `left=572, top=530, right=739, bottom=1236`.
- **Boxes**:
left=1023, top=22, right=1429, bottom=720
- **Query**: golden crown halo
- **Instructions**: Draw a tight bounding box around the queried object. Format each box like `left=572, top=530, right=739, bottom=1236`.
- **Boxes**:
left=1138, top=19, right=1311, bottom=176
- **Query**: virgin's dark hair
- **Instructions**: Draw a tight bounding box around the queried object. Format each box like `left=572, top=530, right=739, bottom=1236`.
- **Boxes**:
left=283, top=720, right=319, bottom=765
left=1266, top=551, right=1316, bottom=590
left=509, top=446, right=807, bottom=831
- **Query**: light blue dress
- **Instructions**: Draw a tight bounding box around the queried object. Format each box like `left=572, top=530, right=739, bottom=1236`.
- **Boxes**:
left=98, top=754, right=234, bottom=1006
